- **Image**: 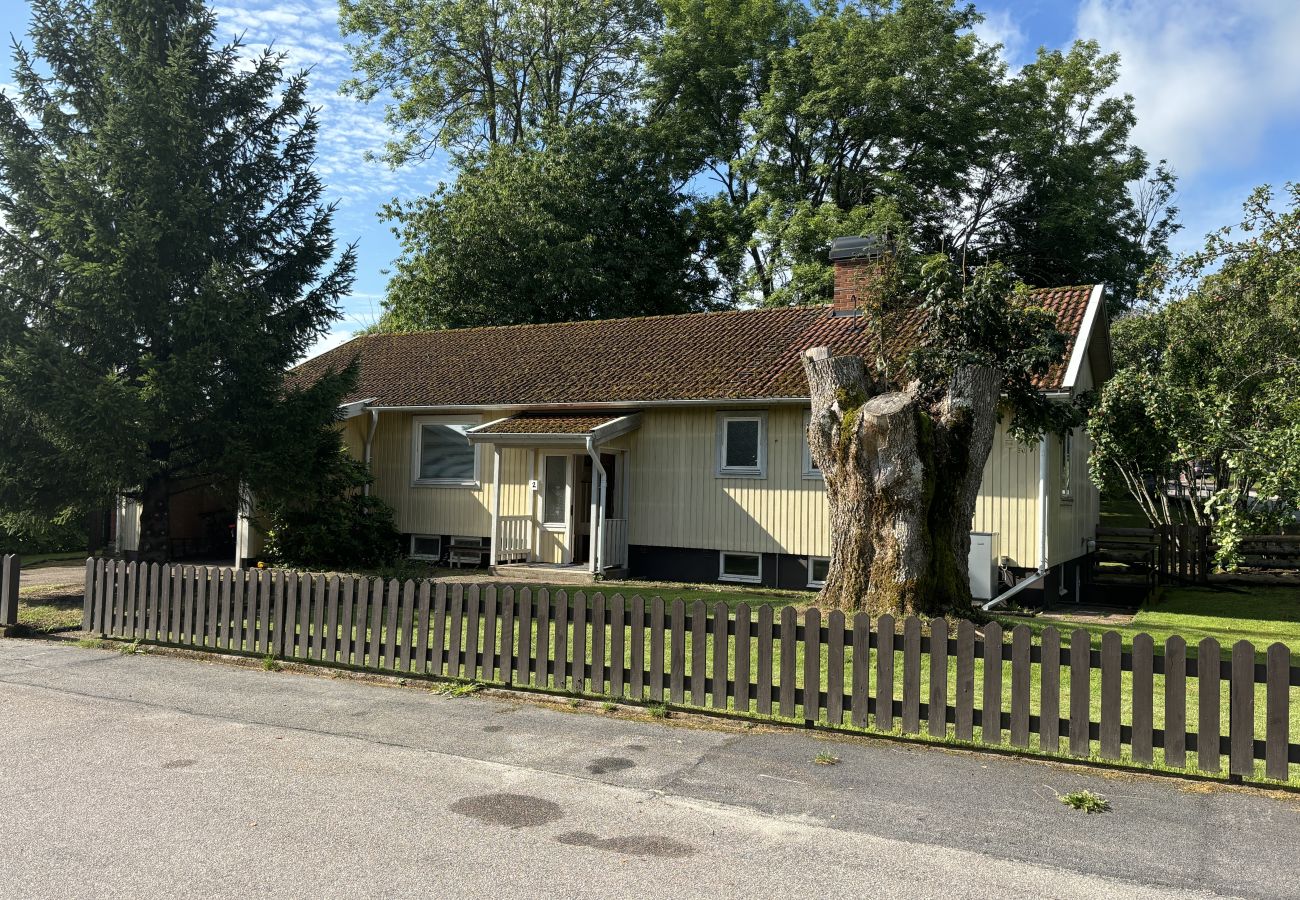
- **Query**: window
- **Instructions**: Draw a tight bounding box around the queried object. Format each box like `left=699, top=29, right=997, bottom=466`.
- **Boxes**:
left=542, top=455, right=568, bottom=526
left=409, top=534, right=442, bottom=561
left=716, top=412, right=767, bottom=478
left=802, top=409, right=821, bottom=479
left=719, top=551, right=762, bottom=584
left=412, top=416, right=479, bottom=485
left=1060, top=430, right=1074, bottom=500
left=807, top=556, right=830, bottom=588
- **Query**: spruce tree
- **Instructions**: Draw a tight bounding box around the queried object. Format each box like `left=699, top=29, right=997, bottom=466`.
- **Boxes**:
left=0, top=0, right=356, bottom=559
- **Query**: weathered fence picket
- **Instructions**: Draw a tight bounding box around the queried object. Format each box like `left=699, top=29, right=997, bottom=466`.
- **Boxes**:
left=850, top=612, right=869, bottom=729
left=1039, top=626, right=1060, bottom=752
left=1199, top=637, right=1222, bottom=773
left=78, top=562, right=1299, bottom=784
left=902, top=616, right=921, bottom=734
left=1, top=554, right=22, bottom=631
left=1010, top=625, right=1030, bottom=748
left=712, top=601, right=728, bottom=711
left=876, top=614, right=895, bottom=731
left=982, top=622, right=1003, bottom=745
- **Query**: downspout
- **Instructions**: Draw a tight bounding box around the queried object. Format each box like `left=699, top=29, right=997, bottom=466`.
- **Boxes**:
left=982, top=435, right=1051, bottom=611
left=585, top=436, right=607, bottom=575
left=362, top=408, right=379, bottom=497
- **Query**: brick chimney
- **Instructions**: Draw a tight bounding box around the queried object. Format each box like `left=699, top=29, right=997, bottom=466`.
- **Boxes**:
left=829, top=235, right=885, bottom=317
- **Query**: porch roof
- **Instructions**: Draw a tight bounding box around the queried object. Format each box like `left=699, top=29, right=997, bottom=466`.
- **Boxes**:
left=465, top=412, right=641, bottom=445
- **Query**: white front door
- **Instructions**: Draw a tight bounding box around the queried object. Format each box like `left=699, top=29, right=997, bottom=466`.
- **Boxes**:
left=540, top=453, right=574, bottom=564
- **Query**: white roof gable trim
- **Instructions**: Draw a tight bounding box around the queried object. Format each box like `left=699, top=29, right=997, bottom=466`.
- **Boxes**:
left=1061, top=284, right=1105, bottom=393
left=338, top=397, right=378, bottom=420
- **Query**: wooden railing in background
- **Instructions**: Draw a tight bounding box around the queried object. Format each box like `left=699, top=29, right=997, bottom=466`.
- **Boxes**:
left=494, top=516, right=532, bottom=564
left=82, top=560, right=1298, bottom=783
left=602, top=518, right=628, bottom=568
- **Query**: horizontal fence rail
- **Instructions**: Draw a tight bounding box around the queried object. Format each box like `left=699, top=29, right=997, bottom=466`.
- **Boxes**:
left=83, top=560, right=1299, bottom=783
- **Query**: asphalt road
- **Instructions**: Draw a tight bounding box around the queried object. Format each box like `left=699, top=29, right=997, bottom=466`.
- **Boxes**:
left=16, top=564, right=85, bottom=589
left=1, top=639, right=1296, bottom=899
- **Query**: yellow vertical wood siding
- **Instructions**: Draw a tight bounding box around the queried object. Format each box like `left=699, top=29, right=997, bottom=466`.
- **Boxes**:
left=355, top=406, right=1062, bottom=566
left=1047, top=359, right=1100, bottom=566
left=368, top=412, right=532, bottom=537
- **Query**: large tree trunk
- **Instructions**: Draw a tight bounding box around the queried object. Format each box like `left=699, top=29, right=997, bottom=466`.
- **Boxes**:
left=803, top=347, right=1001, bottom=616
left=136, top=470, right=171, bottom=563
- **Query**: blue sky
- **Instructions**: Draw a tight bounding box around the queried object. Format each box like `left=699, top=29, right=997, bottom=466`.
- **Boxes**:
left=3, top=0, right=1299, bottom=358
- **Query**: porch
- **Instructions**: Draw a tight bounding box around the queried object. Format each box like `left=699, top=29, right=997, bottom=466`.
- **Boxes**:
left=466, top=412, right=640, bottom=576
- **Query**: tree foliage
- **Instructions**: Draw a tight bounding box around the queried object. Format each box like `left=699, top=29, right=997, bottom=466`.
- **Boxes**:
left=1089, top=184, right=1300, bottom=564
left=380, top=121, right=725, bottom=329
left=0, top=0, right=356, bottom=557
left=260, top=443, right=401, bottom=570
left=344, top=0, right=1178, bottom=329
left=340, top=0, right=657, bottom=162
left=646, top=0, right=1178, bottom=312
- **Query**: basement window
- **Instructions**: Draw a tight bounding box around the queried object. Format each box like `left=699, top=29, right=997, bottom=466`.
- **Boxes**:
left=807, top=556, right=830, bottom=588
left=717, top=412, right=767, bottom=478
left=719, top=551, right=762, bottom=584
left=409, top=534, right=442, bottom=561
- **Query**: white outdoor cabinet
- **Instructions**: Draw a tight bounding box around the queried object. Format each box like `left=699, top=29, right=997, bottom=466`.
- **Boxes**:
left=968, top=532, right=998, bottom=601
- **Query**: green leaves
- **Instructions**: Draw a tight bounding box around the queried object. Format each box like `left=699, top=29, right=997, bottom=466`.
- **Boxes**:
left=339, top=0, right=656, bottom=162
left=379, top=120, right=723, bottom=329
left=910, top=255, right=1074, bottom=441
left=1089, top=184, right=1300, bottom=548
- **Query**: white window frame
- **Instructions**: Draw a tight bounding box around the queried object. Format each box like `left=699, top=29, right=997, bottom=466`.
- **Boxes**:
left=1060, top=429, right=1074, bottom=501
left=807, top=555, right=830, bottom=588
left=719, top=550, right=762, bottom=584
left=411, top=415, right=481, bottom=487
left=409, top=534, right=443, bottom=561
left=716, top=411, right=767, bottom=478
left=802, top=409, right=822, bottom=479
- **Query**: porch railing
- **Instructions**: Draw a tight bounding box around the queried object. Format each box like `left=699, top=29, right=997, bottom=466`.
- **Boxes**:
left=603, top=518, right=628, bottom=568
left=495, top=516, right=531, bottom=564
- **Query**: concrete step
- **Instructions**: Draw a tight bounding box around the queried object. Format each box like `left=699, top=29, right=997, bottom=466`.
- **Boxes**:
left=488, top=564, right=596, bottom=586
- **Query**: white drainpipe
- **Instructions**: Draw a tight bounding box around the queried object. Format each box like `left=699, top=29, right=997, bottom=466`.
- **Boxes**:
left=362, top=408, right=379, bottom=497
left=585, top=436, right=607, bottom=575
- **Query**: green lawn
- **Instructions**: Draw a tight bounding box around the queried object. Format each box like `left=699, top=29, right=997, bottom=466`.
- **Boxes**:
left=996, top=585, right=1300, bottom=660
left=16, top=584, right=85, bottom=634
left=1099, top=496, right=1152, bottom=529
left=10, top=551, right=86, bottom=569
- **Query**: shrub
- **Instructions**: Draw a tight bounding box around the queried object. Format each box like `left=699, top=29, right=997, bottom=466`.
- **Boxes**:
left=259, top=449, right=401, bottom=570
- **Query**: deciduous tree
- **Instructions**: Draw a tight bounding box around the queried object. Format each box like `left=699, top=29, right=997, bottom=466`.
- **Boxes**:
left=803, top=255, right=1073, bottom=615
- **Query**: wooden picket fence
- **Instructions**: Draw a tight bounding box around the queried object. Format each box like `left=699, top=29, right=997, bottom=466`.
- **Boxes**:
left=81, top=560, right=1299, bottom=783
left=1, top=553, right=19, bottom=630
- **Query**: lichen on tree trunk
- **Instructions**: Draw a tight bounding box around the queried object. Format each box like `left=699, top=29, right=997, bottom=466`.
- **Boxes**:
left=803, top=347, right=1001, bottom=616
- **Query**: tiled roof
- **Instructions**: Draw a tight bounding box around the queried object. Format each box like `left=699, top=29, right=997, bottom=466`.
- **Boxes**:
left=470, top=414, right=624, bottom=435
left=292, top=287, right=1098, bottom=407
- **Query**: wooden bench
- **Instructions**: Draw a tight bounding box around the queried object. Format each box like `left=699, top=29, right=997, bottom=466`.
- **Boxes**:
left=447, top=537, right=485, bottom=568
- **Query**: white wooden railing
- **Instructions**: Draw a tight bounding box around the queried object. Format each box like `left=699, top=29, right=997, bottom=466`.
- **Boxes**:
left=495, top=515, right=531, bottom=563
left=602, top=518, right=628, bottom=568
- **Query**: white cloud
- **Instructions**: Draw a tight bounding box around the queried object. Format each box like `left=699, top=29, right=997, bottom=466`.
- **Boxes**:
left=973, top=7, right=1028, bottom=67
left=1076, top=0, right=1300, bottom=175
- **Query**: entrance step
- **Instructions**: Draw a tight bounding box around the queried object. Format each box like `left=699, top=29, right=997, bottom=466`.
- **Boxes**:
left=489, top=564, right=595, bottom=585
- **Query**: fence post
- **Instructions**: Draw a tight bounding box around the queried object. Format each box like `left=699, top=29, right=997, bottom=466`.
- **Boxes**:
left=1, top=554, right=19, bottom=634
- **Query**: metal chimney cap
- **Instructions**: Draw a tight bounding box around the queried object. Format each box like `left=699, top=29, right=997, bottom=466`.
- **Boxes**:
left=828, top=235, right=883, bottom=261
